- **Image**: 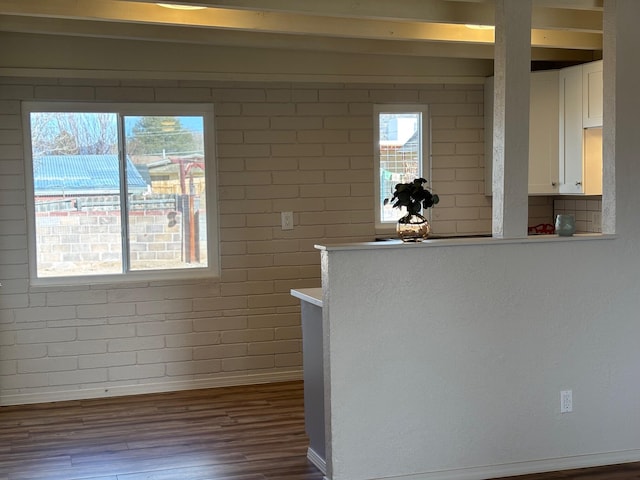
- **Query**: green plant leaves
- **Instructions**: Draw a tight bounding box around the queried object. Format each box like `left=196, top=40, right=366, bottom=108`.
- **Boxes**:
left=385, top=178, right=438, bottom=215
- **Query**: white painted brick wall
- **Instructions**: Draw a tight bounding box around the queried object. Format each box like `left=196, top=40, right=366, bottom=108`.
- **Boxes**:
left=0, top=76, right=510, bottom=404
left=107, top=336, right=164, bottom=353
left=79, top=352, right=136, bottom=369
left=136, top=347, right=192, bottom=365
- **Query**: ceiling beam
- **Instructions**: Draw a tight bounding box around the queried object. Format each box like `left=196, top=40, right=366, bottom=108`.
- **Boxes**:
left=128, top=0, right=601, bottom=31
left=0, top=14, right=597, bottom=62
left=131, top=0, right=494, bottom=23
left=533, top=6, right=601, bottom=32
left=0, top=0, right=601, bottom=50
left=0, top=15, right=495, bottom=59
left=534, top=0, right=602, bottom=10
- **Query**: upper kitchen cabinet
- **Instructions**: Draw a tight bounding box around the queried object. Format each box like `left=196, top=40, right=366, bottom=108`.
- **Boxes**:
left=559, top=64, right=584, bottom=194
left=559, top=62, right=603, bottom=195
left=582, top=60, right=603, bottom=128
left=484, top=70, right=560, bottom=196
left=529, top=70, right=560, bottom=195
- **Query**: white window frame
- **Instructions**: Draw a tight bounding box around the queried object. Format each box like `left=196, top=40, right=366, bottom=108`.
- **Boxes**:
left=22, top=101, right=220, bottom=286
left=373, top=104, right=432, bottom=233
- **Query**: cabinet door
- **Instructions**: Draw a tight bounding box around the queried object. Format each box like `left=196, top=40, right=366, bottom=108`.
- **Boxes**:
left=484, top=73, right=560, bottom=196
left=559, top=64, right=584, bottom=194
left=583, top=60, right=603, bottom=128
left=529, top=70, right=559, bottom=194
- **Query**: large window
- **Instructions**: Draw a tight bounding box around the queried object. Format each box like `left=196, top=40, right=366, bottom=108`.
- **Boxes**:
left=23, top=102, right=219, bottom=284
left=374, top=105, right=431, bottom=230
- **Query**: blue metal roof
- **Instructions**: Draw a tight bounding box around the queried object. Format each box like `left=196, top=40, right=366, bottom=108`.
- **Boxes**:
left=33, top=155, right=148, bottom=195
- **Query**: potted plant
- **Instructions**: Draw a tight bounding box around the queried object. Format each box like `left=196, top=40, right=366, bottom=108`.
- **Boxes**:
left=384, top=177, right=439, bottom=241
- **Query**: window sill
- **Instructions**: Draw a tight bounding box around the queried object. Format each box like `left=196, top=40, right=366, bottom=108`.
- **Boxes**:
left=28, top=268, right=220, bottom=289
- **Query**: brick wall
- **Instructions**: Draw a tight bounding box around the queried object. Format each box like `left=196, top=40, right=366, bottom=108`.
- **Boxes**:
left=0, top=76, right=491, bottom=404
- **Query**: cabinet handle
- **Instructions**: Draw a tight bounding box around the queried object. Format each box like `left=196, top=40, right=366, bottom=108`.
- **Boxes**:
left=552, top=182, right=557, bottom=187
left=575, top=181, right=582, bottom=186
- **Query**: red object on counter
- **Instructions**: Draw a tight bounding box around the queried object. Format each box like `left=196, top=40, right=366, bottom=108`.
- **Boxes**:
left=528, top=223, right=555, bottom=235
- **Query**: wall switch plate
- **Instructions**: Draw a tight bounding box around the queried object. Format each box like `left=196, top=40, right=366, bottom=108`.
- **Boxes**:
left=281, top=211, right=293, bottom=230
left=560, top=390, right=573, bottom=413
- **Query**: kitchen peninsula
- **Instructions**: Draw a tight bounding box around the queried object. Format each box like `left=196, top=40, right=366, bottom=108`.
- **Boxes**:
left=290, top=287, right=325, bottom=474
left=306, top=233, right=631, bottom=480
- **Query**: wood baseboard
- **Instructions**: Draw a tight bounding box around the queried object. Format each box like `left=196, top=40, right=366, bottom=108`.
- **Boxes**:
left=0, top=370, right=303, bottom=406
left=374, top=450, right=640, bottom=480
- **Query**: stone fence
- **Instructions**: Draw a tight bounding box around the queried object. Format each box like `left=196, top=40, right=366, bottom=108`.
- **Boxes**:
left=35, top=208, right=193, bottom=272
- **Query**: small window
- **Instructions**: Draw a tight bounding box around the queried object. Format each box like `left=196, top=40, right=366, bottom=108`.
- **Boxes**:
left=23, top=102, right=219, bottom=284
left=374, top=105, right=431, bottom=230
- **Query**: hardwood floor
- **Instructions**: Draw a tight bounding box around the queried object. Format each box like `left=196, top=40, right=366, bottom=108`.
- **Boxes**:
left=0, top=381, right=323, bottom=480
left=1, top=380, right=639, bottom=480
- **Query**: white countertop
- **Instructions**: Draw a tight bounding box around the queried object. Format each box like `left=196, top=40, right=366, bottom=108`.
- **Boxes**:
left=290, top=287, right=323, bottom=307
left=315, top=233, right=614, bottom=251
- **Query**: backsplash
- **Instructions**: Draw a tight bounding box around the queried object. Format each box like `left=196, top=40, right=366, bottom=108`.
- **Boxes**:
left=528, top=196, right=554, bottom=228
left=554, top=197, right=602, bottom=233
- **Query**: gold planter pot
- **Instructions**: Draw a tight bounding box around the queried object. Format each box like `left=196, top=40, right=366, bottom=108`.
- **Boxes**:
left=397, top=213, right=431, bottom=242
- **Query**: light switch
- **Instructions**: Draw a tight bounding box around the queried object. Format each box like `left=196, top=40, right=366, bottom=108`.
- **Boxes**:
left=281, top=211, right=293, bottom=230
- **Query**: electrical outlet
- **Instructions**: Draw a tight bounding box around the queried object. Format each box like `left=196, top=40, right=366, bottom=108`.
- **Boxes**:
left=281, top=211, right=293, bottom=230
left=560, top=390, right=572, bottom=413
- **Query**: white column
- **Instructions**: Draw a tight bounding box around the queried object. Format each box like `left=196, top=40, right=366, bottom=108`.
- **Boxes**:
left=601, top=0, right=616, bottom=235
left=492, top=0, right=531, bottom=238
left=603, top=0, right=640, bottom=237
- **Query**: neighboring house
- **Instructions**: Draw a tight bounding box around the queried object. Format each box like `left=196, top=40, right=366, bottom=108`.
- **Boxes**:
left=379, top=129, right=420, bottom=192
left=145, top=154, right=206, bottom=196
left=33, top=154, right=148, bottom=198
left=31, top=154, right=197, bottom=272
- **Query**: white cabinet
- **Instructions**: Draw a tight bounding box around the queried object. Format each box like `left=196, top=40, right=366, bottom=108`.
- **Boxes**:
left=484, top=71, right=559, bottom=195
left=559, top=64, right=584, bottom=194
left=583, top=60, right=603, bottom=128
left=529, top=70, right=560, bottom=195
left=559, top=63, right=603, bottom=195
left=485, top=60, right=603, bottom=197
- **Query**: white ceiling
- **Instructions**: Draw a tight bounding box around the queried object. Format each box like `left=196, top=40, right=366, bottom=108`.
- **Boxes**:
left=0, top=0, right=603, bottom=65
